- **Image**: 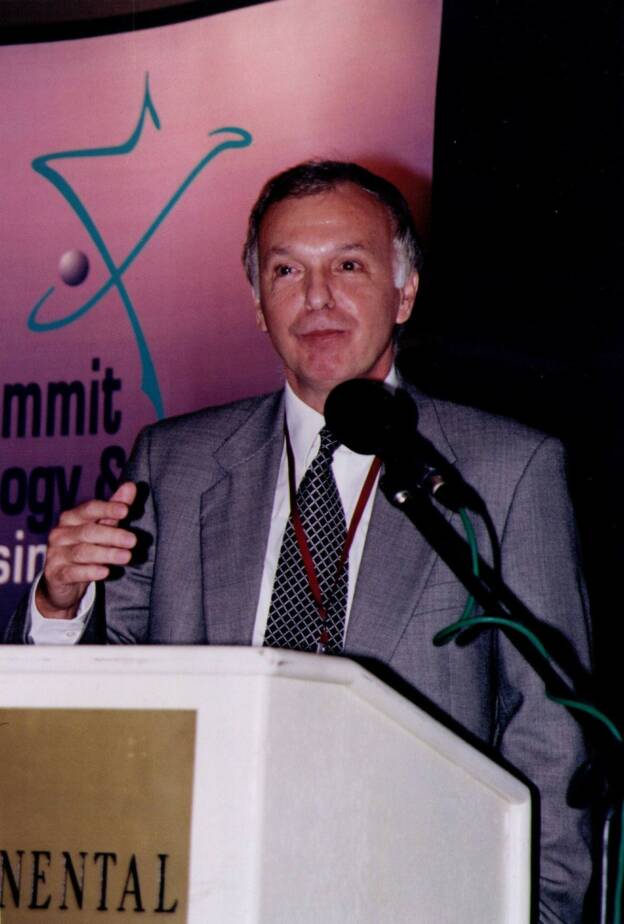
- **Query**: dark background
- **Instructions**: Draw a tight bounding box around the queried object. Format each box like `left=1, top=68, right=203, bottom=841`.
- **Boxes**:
left=3, top=0, right=623, bottom=721
left=401, top=0, right=624, bottom=726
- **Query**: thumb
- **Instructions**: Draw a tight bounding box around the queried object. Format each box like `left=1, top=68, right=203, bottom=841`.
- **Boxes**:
left=110, top=481, right=137, bottom=506
left=98, top=481, right=137, bottom=526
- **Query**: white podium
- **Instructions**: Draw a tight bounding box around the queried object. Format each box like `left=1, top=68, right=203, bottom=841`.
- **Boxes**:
left=0, top=646, right=530, bottom=923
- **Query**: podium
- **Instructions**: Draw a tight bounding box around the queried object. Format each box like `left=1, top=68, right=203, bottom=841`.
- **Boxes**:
left=0, top=646, right=530, bottom=922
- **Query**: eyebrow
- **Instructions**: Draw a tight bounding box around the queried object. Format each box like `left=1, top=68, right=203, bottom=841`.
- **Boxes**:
left=263, top=246, right=292, bottom=259
left=336, top=242, right=367, bottom=251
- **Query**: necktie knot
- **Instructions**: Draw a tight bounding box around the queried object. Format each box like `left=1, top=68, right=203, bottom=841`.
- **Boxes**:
left=317, top=425, right=340, bottom=463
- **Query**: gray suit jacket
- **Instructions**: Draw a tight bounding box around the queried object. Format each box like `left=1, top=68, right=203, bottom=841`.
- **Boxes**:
left=6, top=384, right=592, bottom=923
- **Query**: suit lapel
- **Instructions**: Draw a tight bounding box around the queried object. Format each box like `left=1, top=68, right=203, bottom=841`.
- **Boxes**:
left=197, top=382, right=458, bottom=654
left=346, top=385, right=457, bottom=660
left=199, top=392, right=285, bottom=645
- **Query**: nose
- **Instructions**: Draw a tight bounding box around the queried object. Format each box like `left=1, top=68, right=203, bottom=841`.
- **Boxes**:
left=304, top=267, right=334, bottom=311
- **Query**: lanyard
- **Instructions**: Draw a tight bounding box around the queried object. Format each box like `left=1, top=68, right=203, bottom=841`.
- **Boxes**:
left=284, top=424, right=381, bottom=650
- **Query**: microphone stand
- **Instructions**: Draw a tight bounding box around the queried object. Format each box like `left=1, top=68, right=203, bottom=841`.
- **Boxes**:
left=380, top=462, right=624, bottom=922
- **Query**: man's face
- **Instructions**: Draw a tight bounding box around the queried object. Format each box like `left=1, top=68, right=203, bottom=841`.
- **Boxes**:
left=254, top=182, right=419, bottom=412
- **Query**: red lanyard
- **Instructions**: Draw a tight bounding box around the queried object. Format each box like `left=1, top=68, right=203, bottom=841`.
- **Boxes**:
left=284, top=424, right=381, bottom=648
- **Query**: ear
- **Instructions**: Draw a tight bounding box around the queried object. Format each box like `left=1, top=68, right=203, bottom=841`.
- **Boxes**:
left=253, top=290, right=268, bottom=332
left=396, top=271, right=419, bottom=324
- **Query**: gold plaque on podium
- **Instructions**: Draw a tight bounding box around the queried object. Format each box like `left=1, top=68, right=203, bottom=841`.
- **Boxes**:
left=0, top=709, right=196, bottom=922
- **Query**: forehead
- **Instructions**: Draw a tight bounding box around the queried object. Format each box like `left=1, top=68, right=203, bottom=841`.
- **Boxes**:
left=257, top=183, right=395, bottom=253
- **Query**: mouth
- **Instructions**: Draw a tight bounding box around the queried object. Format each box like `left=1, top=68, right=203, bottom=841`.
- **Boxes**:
left=296, top=328, right=347, bottom=342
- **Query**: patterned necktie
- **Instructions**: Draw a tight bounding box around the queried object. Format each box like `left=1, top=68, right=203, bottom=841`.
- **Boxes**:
left=264, top=426, right=348, bottom=654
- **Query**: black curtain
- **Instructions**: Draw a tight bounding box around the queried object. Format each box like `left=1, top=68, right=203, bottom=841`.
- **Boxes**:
left=401, top=0, right=624, bottom=724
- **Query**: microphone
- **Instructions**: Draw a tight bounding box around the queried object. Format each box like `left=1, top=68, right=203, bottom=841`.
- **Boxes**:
left=324, top=379, right=471, bottom=511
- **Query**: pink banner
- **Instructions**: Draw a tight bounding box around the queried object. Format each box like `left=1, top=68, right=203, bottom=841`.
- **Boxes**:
left=0, top=0, right=442, bottom=623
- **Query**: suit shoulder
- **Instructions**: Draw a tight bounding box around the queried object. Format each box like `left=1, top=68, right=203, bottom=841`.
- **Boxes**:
left=413, top=390, right=566, bottom=486
left=136, top=390, right=282, bottom=446
left=428, top=394, right=557, bottom=452
left=123, top=391, right=284, bottom=482
left=415, top=393, right=570, bottom=533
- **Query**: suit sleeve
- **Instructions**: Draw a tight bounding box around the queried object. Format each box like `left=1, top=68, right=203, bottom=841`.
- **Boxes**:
left=2, top=589, right=35, bottom=643
left=495, top=434, right=593, bottom=924
left=101, top=426, right=158, bottom=643
left=1, top=426, right=157, bottom=645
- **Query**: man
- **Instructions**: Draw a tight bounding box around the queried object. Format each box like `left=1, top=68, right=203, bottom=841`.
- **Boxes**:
left=5, top=161, right=592, bottom=921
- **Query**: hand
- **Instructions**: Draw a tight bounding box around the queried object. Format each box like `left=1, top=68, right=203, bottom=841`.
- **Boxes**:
left=36, top=482, right=138, bottom=619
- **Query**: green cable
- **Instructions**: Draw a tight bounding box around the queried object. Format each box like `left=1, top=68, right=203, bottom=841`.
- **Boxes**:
left=433, top=614, right=550, bottom=659
left=439, top=507, right=623, bottom=743
left=459, top=507, right=479, bottom=577
left=437, top=616, right=623, bottom=743
left=458, top=507, right=478, bottom=622
left=442, top=506, right=624, bottom=924
left=548, top=696, right=623, bottom=745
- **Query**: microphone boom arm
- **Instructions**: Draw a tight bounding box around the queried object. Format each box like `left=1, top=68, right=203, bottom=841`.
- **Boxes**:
left=379, top=461, right=624, bottom=796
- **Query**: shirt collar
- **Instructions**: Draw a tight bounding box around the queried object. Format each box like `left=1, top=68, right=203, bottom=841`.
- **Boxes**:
left=284, top=384, right=325, bottom=472
left=284, top=366, right=399, bottom=471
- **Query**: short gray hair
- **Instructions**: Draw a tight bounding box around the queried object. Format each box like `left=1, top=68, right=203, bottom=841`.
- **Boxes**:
left=242, top=160, right=423, bottom=294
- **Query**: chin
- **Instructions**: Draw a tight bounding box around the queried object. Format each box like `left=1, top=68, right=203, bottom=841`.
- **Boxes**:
left=307, top=362, right=356, bottom=387
left=294, top=345, right=392, bottom=396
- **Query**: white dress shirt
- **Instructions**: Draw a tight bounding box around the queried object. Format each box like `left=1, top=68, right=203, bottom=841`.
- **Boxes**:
left=251, top=380, right=386, bottom=646
left=29, top=371, right=396, bottom=644
left=28, top=573, right=93, bottom=643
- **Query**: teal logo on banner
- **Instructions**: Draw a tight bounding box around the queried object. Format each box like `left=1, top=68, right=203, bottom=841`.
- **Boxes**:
left=27, top=75, right=252, bottom=420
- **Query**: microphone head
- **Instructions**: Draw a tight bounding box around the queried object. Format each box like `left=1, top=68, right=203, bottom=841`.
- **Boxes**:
left=324, top=378, right=417, bottom=455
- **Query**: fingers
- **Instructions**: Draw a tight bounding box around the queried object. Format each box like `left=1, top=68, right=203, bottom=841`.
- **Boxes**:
left=58, top=497, right=132, bottom=529
left=50, top=520, right=137, bottom=551
left=43, top=527, right=136, bottom=602
left=38, top=481, right=140, bottom=617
